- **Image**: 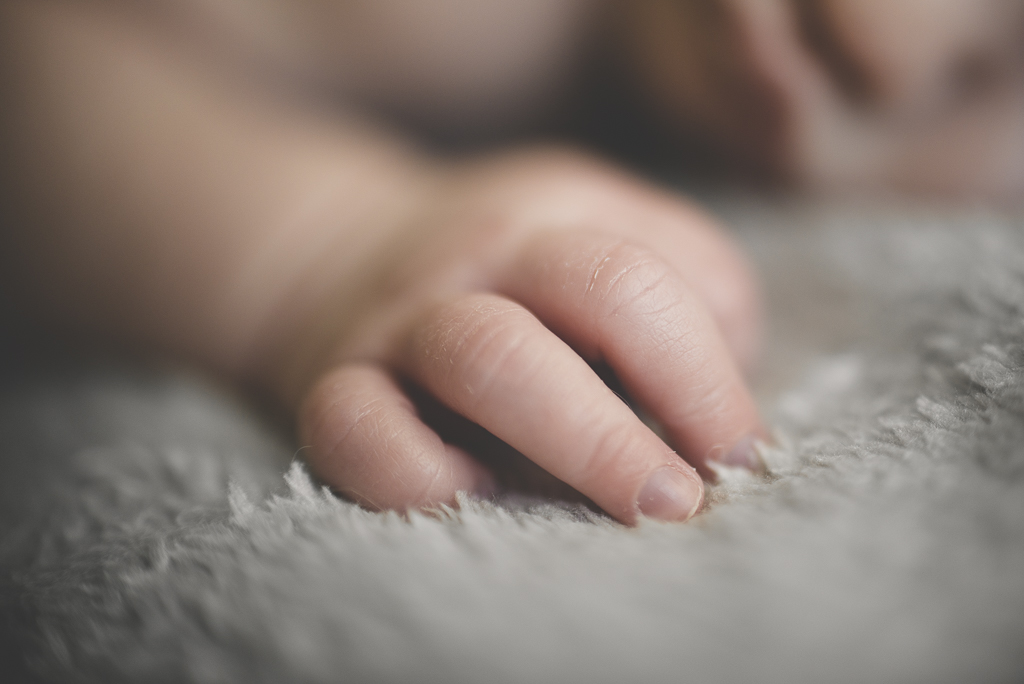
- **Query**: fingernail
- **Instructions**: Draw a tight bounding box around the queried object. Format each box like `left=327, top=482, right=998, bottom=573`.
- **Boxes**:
left=712, top=434, right=766, bottom=473
left=637, top=465, right=703, bottom=522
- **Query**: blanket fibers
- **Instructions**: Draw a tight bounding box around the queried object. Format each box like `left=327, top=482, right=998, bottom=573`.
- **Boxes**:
left=1, top=198, right=1023, bottom=684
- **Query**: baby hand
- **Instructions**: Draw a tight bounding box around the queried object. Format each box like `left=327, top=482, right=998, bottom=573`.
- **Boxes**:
left=289, top=150, right=765, bottom=524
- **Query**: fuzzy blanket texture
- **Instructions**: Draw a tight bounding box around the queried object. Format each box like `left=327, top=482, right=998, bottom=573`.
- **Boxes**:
left=2, top=198, right=1024, bottom=683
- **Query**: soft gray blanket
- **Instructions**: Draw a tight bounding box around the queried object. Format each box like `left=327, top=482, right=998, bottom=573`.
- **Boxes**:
left=2, top=198, right=1023, bottom=683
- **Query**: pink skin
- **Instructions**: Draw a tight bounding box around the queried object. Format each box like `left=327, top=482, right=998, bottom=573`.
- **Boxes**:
left=11, top=0, right=1013, bottom=529
left=297, top=152, right=765, bottom=523
left=1, top=1, right=767, bottom=525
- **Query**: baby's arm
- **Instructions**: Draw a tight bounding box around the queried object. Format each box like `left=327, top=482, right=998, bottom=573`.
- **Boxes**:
left=0, top=0, right=765, bottom=524
left=0, top=1, right=428, bottom=377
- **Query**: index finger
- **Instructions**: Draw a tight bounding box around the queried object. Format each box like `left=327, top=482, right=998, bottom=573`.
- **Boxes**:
left=500, top=230, right=767, bottom=478
left=397, top=292, right=705, bottom=524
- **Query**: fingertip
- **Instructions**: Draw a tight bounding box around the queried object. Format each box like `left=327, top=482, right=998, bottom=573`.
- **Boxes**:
left=636, top=463, right=704, bottom=523
left=703, top=431, right=772, bottom=479
left=445, top=443, right=499, bottom=501
left=297, top=364, right=494, bottom=512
